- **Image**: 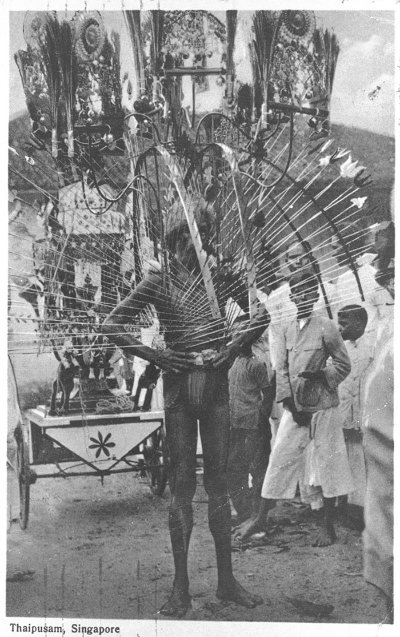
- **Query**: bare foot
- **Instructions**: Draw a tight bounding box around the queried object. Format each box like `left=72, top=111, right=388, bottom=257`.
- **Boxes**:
left=159, top=587, right=192, bottom=618
left=217, top=577, right=263, bottom=608
left=312, top=525, right=336, bottom=547
left=233, top=516, right=263, bottom=542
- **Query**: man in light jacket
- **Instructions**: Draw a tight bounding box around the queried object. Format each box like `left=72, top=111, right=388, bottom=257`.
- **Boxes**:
left=234, top=269, right=353, bottom=546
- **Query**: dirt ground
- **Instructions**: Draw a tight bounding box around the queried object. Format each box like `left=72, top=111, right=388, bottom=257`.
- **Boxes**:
left=6, top=459, right=390, bottom=626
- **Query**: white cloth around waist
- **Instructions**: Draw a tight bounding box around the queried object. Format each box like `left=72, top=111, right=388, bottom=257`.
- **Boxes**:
left=261, top=407, right=354, bottom=501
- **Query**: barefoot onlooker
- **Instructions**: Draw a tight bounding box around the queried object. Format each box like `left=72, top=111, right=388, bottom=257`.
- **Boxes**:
left=234, top=270, right=353, bottom=547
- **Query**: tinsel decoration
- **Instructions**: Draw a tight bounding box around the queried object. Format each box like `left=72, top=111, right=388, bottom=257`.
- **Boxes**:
left=39, top=15, right=62, bottom=158
left=124, top=11, right=146, bottom=97
left=149, top=11, right=164, bottom=74
left=247, top=39, right=258, bottom=121
left=73, top=11, right=106, bottom=64
left=252, top=12, right=278, bottom=120
left=59, top=20, right=77, bottom=158
left=148, top=11, right=165, bottom=104
left=313, top=28, right=340, bottom=103
left=225, top=10, right=238, bottom=107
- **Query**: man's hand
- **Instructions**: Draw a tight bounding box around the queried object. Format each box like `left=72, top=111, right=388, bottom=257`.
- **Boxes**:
left=298, top=370, right=325, bottom=382
left=282, top=397, right=312, bottom=427
left=212, top=342, right=241, bottom=369
left=294, top=411, right=312, bottom=427
left=282, top=397, right=296, bottom=413
left=154, top=349, right=198, bottom=374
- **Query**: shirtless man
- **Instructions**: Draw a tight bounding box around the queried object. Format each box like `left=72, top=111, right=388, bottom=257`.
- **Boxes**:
left=103, top=224, right=269, bottom=617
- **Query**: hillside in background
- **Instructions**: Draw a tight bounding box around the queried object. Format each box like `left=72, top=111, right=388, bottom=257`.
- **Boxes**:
left=9, top=110, right=394, bottom=220
left=329, top=123, right=394, bottom=221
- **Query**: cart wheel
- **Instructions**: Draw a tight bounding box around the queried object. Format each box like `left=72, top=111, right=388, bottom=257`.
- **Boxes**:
left=14, top=426, right=30, bottom=530
left=143, top=427, right=168, bottom=496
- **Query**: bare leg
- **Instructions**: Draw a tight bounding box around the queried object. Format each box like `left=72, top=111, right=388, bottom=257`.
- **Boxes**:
left=201, top=392, right=262, bottom=608
left=227, top=429, right=253, bottom=522
left=250, top=419, right=271, bottom=517
left=159, top=403, right=197, bottom=618
left=312, top=497, right=337, bottom=547
left=233, top=497, right=276, bottom=541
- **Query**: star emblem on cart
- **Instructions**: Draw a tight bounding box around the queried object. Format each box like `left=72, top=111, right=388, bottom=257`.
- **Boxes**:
left=89, top=432, right=116, bottom=458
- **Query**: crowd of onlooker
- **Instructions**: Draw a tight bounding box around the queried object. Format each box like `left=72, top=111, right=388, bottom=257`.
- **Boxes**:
left=225, top=220, right=394, bottom=618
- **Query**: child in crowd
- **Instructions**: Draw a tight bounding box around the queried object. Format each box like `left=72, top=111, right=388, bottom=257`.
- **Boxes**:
left=227, top=317, right=274, bottom=524
left=234, top=270, right=353, bottom=546
left=337, top=305, right=372, bottom=508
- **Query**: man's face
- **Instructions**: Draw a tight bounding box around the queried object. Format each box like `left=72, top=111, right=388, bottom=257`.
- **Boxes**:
left=338, top=312, right=366, bottom=341
left=174, top=230, right=197, bottom=270
left=286, top=243, right=310, bottom=273
left=290, top=281, right=319, bottom=318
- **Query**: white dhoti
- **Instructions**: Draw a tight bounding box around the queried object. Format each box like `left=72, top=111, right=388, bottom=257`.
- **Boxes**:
left=344, top=432, right=367, bottom=507
left=261, top=407, right=354, bottom=506
left=269, top=400, right=283, bottom=449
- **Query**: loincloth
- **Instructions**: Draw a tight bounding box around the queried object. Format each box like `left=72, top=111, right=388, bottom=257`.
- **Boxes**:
left=163, top=350, right=228, bottom=411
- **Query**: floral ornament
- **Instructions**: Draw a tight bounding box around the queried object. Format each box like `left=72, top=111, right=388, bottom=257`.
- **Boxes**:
left=339, top=156, right=366, bottom=179
left=73, top=11, right=106, bottom=64
left=280, top=11, right=316, bottom=45
left=89, top=431, right=116, bottom=458
left=350, top=197, right=368, bottom=209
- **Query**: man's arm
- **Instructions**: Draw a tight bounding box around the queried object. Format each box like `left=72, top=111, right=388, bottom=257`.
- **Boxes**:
left=322, top=322, right=351, bottom=389
left=252, top=359, right=274, bottom=420
left=212, top=305, right=270, bottom=368
left=274, top=324, right=292, bottom=405
left=102, top=274, right=159, bottom=361
left=252, top=359, right=270, bottom=389
left=102, top=272, right=196, bottom=373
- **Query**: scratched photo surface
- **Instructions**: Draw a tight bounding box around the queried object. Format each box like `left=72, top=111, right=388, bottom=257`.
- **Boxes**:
left=6, top=1, right=395, bottom=632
